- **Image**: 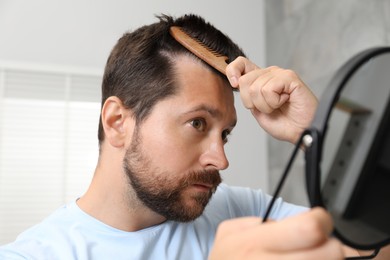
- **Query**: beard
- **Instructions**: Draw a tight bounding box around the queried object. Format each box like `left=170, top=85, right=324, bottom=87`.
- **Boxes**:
left=123, top=130, right=222, bottom=222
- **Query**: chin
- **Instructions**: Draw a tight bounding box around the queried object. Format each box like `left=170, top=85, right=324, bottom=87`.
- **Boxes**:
left=167, top=197, right=209, bottom=222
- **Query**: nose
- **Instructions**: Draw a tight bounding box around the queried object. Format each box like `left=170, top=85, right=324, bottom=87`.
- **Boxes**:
left=199, top=140, right=229, bottom=171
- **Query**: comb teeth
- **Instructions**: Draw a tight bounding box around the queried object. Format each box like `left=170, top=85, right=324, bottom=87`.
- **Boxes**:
left=194, top=39, right=223, bottom=57
left=169, top=26, right=228, bottom=75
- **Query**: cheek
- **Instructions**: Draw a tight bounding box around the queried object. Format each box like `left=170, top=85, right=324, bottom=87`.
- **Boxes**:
left=142, top=127, right=199, bottom=173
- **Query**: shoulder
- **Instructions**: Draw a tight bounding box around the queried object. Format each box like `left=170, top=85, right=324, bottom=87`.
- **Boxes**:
left=0, top=202, right=84, bottom=259
left=202, top=183, right=269, bottom=221
left=205, top=183, right=308, bottom=220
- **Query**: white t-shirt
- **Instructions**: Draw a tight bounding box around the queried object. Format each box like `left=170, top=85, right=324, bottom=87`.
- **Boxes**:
left=0, top=184, right=307, bottom=260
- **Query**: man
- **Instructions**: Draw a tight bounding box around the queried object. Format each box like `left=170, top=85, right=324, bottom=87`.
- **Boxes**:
left=210, top=208, right=344, bottom=260
left=0, top=14, right=344, bottom=259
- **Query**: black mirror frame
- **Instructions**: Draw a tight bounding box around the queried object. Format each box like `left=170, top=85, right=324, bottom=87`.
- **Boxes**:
left=304, top=46, right=390, bottom=250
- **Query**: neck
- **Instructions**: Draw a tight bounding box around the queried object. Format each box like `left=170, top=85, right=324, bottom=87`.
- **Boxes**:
left=77, top=154, right=166, bottom=231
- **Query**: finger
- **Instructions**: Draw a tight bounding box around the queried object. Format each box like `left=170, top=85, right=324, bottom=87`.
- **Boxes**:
left=251, top=66, right=294, bottom=110
left=215, top=217, right=262, bottom=238
left=236, top=67, right=292, bottom=113
left=260, top=76, right=291, bottom=109
left=226, top=56, right=258, bottom=88
left=276, top=238, right=344, bottom=260
left=235, top=69, right=272, bottom=111
left=253, top=208, right=334, bottom=252
left=242, top=70, right=287, bottom=113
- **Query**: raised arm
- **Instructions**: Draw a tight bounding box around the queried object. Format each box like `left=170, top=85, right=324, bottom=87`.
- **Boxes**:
left=226, top=56, right=318, bottom=144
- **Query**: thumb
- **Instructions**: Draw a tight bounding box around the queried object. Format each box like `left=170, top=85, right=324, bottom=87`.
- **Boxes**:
left=226, top=56, right=258, bottom=88
left=215, top=217, right=262, bottom=238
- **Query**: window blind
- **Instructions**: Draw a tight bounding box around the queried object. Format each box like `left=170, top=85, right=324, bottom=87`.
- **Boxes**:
left=0, top=67, right=101, bottom=245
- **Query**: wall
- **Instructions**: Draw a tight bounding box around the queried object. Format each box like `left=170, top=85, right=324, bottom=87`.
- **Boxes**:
left=0, top=0, right=270, bottom=243
left=265, top=0, right=390, bottom=206
left=0, top=1, right=268, bottom=190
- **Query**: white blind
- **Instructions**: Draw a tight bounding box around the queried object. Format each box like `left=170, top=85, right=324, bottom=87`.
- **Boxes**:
left=0, top=67, right=101, bottom=245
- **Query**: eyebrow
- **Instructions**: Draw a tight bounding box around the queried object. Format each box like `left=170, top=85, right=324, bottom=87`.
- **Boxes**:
left=184, top=104, right=237, bottom=128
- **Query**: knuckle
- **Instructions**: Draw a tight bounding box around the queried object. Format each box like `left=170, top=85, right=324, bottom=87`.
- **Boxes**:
left=238, top=75, right=247, bottom=86
left=300, top=217, right=325, bottom=241
left=283, top=69, right=298, bottom=78
left=236, top=56, right=246, bottom=62
left=268, top=65, right=280, bottom=70
left=218, top=220, right=229, bottom=231
left=249, top=84, right=258, bottom=97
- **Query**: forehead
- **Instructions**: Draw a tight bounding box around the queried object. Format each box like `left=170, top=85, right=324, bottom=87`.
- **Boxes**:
left=172, top=55, right=236, bottom=115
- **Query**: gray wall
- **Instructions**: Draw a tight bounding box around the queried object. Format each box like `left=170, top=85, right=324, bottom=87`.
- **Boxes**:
left=0, top=0, right=269, bottom=191
left=265, top=0, right=390, bottom=206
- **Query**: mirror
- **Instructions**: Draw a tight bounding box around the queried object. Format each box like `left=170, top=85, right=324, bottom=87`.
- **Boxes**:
left=305, top=47, right=390, bottom=250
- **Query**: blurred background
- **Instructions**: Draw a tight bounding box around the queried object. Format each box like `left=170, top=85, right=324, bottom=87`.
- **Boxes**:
left=0, top=0, right=266, bottom=244
left=0, top=0, right=389, bottom=245
left=265, top=0, right=390, bottom=211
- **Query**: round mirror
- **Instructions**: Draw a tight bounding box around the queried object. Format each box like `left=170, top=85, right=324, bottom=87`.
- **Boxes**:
left=305, top=47, right=390, bottom=250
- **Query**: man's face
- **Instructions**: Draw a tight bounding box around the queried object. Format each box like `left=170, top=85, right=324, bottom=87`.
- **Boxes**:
left=123, top=56, right=237, bottom=222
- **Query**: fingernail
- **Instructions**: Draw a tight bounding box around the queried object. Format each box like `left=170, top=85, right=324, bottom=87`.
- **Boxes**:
left=229, top=76, right=238, bottom=87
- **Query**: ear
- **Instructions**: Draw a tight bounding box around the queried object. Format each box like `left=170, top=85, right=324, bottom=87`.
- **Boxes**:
left=101, top=96, right=133, bottom=148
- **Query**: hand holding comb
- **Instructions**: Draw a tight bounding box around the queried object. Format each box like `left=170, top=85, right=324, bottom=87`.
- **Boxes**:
left=169, top=26, right=229, bottom=75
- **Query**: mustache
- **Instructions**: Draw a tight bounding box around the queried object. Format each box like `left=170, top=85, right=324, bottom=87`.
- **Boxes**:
left=182, top=169, right=222, bottom=189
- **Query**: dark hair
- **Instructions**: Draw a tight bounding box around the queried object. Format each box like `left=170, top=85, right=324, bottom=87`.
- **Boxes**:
left=98, top=14, right=245, bottom=145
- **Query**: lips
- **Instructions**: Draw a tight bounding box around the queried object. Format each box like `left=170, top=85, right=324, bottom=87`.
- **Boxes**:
left=194, top=182, right=212, bottom=188
left=192, top=183, right=218, bottom=193
left=192, top=183, right=211, bottom=190
left=185, top=169, right=221, bottom=193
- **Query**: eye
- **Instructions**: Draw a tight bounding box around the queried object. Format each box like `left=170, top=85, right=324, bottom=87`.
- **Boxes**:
left=222, top=129, right=231, bottom=143
left=190, top=118, right=207, bottom=132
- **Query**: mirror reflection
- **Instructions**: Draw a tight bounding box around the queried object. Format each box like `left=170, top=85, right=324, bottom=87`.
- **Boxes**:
left=321, top=51, right=390, bottom=246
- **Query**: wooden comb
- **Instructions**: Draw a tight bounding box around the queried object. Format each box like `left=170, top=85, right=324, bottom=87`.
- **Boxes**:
left=169, top=26, right=228, bottom=75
